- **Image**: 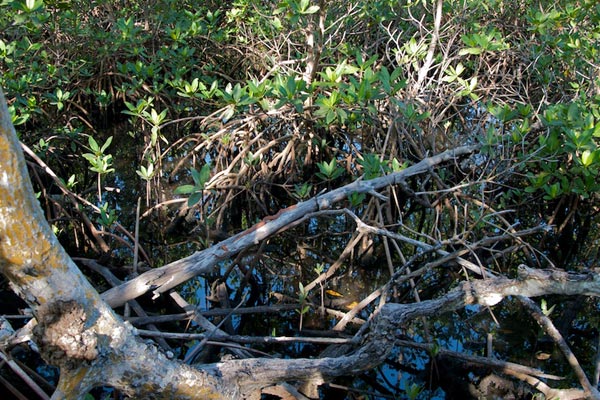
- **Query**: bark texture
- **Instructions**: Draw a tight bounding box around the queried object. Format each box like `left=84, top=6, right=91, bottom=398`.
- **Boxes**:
left=0, top=89, right=225, bottom=399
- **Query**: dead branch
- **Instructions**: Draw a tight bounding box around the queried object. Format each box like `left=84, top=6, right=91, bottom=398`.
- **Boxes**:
left=101, top=144, right=479, bottom=307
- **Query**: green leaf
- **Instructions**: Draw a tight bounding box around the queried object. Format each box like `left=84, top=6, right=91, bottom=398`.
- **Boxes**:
left=136, top=163, right=154, bottom=180
left=293, top=183, right=312, bottom=199
left=379, top=66, right=391, bottom=93
left=187, top=192, right=203, bottom=207
left=271, top=16, right=283, bottom=30
left=316, top=158, right=344, bottom=180
left=458, top=47, right=482, bottom=56
left=173, top=185, right=196, bottom=195
left=100, top=136, right=113, bottom=154
left=190, top=168, right=203, bottom=186
left=304, top=5, right=320, bottom=14
left=199, top=163, right=211, bottom=184
left=391, top=158, right=407, bottom=172
left=88, top=136, right=99, bottom=153
left=81, top=153, right=95, bottom=163
left=348, top=192, right=366, bottom=207
left=543, top=182, right=562, bottom=200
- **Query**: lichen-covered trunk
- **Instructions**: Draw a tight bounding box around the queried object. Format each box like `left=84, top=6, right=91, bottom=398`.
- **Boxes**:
left=0, top=89, right=226, bottom=399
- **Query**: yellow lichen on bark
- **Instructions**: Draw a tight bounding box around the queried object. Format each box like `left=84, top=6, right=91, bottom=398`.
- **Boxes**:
left=0, top=89, right=78, bottom=307
left=0, top=91, right=54, bottom=269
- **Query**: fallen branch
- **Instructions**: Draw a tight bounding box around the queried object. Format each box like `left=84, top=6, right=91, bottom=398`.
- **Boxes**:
left=101, top=145, right=479, bottom=307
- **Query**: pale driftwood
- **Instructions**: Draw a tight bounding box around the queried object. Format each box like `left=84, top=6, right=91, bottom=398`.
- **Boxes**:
left=100, top=144, right=479, bottom=308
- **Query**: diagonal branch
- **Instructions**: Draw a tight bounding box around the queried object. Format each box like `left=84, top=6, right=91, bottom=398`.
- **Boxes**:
left=518, top=296, right=600, bottom=399
left=101, top=145, right=479, bottom=307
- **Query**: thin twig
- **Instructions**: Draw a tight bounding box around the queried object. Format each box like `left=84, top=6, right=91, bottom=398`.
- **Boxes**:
left=136, top=329, right=353, bottom=345
left=0, top=351, right=50, bottom=400
left=169, top=292, right=254, bottom=363
left=133, top=197, right=141, bottom=275
left=518, top=296, right=600, bottom=399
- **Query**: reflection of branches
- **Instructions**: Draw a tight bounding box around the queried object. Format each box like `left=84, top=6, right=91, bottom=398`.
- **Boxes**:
left=184, top=267, right=600, bottom=397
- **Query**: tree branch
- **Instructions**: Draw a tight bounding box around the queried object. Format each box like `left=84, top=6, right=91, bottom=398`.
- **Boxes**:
left=101, top=145, right=479, bottom=307
left=3, top=88, right=596, bottom=398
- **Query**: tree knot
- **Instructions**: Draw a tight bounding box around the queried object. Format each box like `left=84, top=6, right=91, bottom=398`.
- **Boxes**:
left=33, top=300, right=98, bottom=368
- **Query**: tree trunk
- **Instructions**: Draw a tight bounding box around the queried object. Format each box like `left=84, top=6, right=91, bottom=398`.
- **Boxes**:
left=1, top=88, right=598, bottom=399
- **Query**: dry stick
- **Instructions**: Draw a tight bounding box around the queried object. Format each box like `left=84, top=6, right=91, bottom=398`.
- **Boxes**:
left=169, top=292, right=254, bottom=363
left=333, top=285, right=385, bottom=331
left=342, top=241, right=454, bottom=341
left=352, top=209, right=545, bottom=278
left=413, top=0, right=443, bottom=96
left=518, top=296, right=600, bottom=399
left=136, top=329, right=353, bottom=346
left=123, top=199, right=139, bottom=316
left=127, top=304, right=299, bottom=326
left=247, top=288, right=365, bottom=329
left=327, top=248, right=425, bottom=334
left=203, top=341, right=272, bottom=358
left=141, top=198, right=186, bottom=218
left=503, top=370, right=586, bottom=400
left=375, top=202, right=395, bottom=278
left=133, top=197, right=141, bottom=276
left=303, top=232, right=364, bottom=294
left=101, top=145, right=479, bottom=308
left=467, top=197, right=540, bottom=266
left=377, top=205, right=422, bottom=310
left=0, top=351, right=50, bottom=400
